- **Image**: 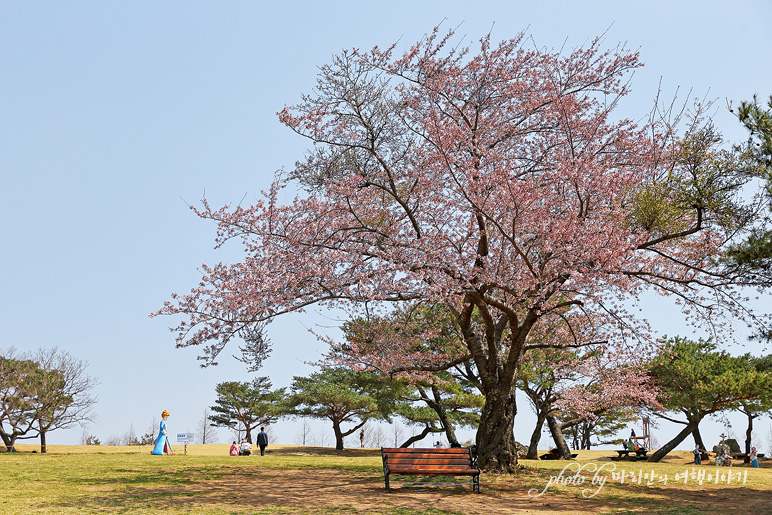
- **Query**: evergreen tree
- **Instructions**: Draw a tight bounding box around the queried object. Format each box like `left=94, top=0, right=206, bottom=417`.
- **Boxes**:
left=646, top=337, right=772, bottom=462
left=208, top=377, right=285, bottom=444
left=287, top=368, right=399, bottom=450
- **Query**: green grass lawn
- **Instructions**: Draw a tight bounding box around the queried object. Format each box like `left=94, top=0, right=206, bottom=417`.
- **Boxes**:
left=1, top=445, right=769, bottom=514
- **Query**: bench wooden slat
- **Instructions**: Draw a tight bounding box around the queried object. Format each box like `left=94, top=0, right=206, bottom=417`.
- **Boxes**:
left=388, top=467, right=479, bottom=475
left=381, top=447, right=469, bottom=456
left=389, top=457, right=469, bottom=465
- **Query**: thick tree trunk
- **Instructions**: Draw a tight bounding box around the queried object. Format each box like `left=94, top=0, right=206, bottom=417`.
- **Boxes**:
left=333, top=422, right=344, bottom=450
left=546, top=415, right=572, bottom=459
left=648, top=420, right=700, bottom=462
left=526, top=409, right=547, bottom=459
left=476, top=387, right=517, bottom=472
left=691, top=425, right=706, bottom=450
left=581, top=422, right=593, bottom=450
left=1, top=432, right=18, bottom=452
left=40, top=430, right=47, bottom=454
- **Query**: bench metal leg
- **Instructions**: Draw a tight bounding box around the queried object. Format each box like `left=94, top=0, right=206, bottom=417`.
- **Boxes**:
left=473, top=474, right=480, bottom=493
left=384, top=473, right=391, bottom=493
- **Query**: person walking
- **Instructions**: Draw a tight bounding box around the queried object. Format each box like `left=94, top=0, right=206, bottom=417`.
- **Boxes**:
left=257, top=427, right=269, bottom=456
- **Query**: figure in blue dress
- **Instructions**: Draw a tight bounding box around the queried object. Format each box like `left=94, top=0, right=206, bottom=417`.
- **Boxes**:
left=151, top=410, right=174, bottom=455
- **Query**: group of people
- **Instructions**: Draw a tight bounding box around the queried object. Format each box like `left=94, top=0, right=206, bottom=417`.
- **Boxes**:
left=150, top=411, right=271, bottom=458
left=229, top=427, right=269, bottom=456
left=621, top=439, right=645, bottom=452
left=694, top=444, right=760, bottom=468
left=622, top=429, right=646, bottom=453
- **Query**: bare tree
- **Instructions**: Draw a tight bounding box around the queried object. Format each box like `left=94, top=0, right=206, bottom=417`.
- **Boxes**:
left=140, top=416, right=158, bottom=445
left=367, top=426, right=386, bottom=448
left=27, top=347, right=98, bottom=453
left=102, top=435, right=121, bottom=446
left=314, top=429, right=332, bottom=447
left=123, top=423, right=138, bottom=446
left=79, top=425, right=90, bottom=445
left=392, top=423, right=404, bottom=448
left=197, top=408, right=218, bottom=444
left=229, top=420, right=246, bottom=444
left=294, top=418, right=313, bottom=446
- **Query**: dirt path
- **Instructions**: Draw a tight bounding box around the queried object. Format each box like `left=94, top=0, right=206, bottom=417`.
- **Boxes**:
left=155, top=468, right=620, bottom=514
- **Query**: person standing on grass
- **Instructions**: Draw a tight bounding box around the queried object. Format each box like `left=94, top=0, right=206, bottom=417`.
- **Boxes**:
left=257, top=427, right=269, bottom=456
left=693, top=445, right=703, bottom=465
left=750, top=447, right=759, bottom=468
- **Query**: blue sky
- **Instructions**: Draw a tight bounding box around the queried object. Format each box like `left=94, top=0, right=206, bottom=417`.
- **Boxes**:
left=2, top=1, right=771, bottom=450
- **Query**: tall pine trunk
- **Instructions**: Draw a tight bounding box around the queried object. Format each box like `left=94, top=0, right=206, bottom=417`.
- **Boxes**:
left=648, top=420, right=700, bottom=462
left=430, top=386, right=460, bottom=447
left=526, top=409, right=547, bottom=459
left=332, top=422, right=344, bottom=450
left=691, top=425, right=706, bottom=450
left=40, top=430, right=47, bottom=454
left=744, top=411, right=754, bottom=463
left=546, top=414, right=572, bottom=459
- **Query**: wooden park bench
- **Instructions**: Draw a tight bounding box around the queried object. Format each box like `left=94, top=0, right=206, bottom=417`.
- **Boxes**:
left=381, top=447, right=481, bottom=493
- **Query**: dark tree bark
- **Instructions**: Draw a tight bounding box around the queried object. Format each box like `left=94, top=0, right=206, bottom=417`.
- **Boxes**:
left=400, top=424, right=437, bottom=448
left=743, top=409, right=756, bottom=463
left=546, top=414, right=572, bottom=459
left=526, top=409, right=547, bottom=459
left=648, top=420, right=700, bottom=462
left=416, top=385, right=461, bottom=447
left=476, top=387, right=518, bottom=471
left=691, top=425, right=706, bottom=451
left=1, top=432, right=17, bottom=452
left=331, top=418, right=368, bottom=450
left=333, top=421, right=344, bottom=450
left=430, top=386, right=461, bottom=447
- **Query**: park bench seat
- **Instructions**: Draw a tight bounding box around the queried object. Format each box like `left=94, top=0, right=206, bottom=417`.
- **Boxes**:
left=381, top=447, right=480, bottom=493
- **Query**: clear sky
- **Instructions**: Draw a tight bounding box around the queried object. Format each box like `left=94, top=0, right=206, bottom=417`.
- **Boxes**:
left=2, top=1, right=771, bottom=450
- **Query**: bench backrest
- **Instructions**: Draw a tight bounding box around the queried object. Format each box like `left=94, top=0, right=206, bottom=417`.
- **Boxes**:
left=381, top=447, right=478, bottom=469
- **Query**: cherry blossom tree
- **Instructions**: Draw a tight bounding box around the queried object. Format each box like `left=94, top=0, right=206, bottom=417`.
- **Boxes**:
left=157, top=28, right=768, bottom=471
left=519, top=347, right=657, bottom=459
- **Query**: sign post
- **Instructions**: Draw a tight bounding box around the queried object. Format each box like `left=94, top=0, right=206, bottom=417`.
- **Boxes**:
left=176, top=433, right=195, bottom=455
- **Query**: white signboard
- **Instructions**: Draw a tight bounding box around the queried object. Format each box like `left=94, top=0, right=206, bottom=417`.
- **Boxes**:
left=176, top=433, right=195, bottom=443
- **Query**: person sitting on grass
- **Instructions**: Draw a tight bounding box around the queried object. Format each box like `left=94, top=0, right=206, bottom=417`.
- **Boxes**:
left=240, top=441, right=252, bottom=456
left=230, top=441, right=239, bottom=456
